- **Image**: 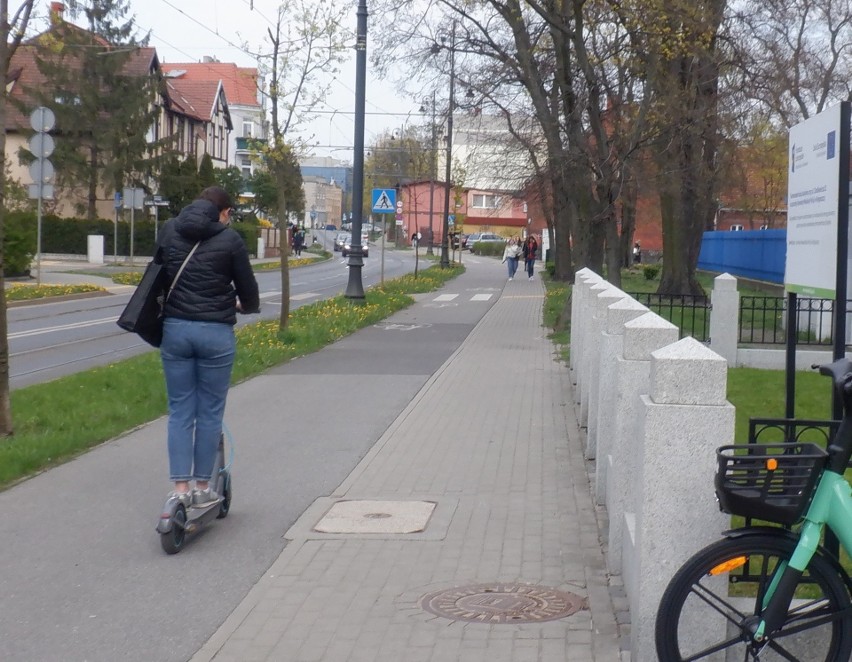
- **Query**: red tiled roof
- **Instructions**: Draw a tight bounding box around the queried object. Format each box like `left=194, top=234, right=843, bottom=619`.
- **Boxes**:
left=162, top=62, right=259, bottom=107
left=165, top=78, right=223, bottom=122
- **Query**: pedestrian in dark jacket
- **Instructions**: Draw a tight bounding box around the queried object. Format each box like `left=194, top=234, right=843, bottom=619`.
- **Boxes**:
left=293, top=228, right=305, bottom=256
left=157, top=186, right=260, bottom=508
left=522, top=235, right=538, bottom=280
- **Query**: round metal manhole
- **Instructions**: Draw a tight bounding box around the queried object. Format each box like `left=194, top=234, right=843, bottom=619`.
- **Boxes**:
left=420, top=583, right=587, bottom=624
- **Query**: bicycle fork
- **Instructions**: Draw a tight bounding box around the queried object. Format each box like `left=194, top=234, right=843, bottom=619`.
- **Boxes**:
left=749, top=472, right=849, bottom=643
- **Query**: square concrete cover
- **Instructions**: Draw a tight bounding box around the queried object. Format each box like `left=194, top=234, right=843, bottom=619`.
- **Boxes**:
left=313, top=500, right=436, bottom=534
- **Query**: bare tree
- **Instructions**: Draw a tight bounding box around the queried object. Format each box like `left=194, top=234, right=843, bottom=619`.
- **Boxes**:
left=262, top=0, right=348, bottom=328
left=0, top=0, right=36, bottom=436
left=733, top=0, right=852, bottom=127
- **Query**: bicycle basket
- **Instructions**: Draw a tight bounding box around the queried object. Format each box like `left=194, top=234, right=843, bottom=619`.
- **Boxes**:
left=715, top=442, right=828, bottom=526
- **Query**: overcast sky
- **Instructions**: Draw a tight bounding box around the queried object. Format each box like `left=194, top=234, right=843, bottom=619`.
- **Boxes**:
left=34, top=0, right=422, bottom=162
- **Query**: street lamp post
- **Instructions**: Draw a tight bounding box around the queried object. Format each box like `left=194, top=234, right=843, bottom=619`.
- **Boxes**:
left=345, top=0, right=368, bottom=300
left=438, top=23, right=456, bottom=269
left=427, top=95, right=437, bottom=255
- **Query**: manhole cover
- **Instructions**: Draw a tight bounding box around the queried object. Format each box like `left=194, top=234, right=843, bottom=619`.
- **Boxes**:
left=420, top=583, right=586, bottom=624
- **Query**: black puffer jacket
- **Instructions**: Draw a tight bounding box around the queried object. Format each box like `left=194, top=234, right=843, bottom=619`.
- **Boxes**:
left=158, top=200, right=260, bottom=325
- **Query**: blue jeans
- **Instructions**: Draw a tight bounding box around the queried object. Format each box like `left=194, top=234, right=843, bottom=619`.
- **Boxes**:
left=525, top=258, right=535, bottom=277
left=507, top=257, right=519, bottom=277
left=161, top=318, right=235, bottom=481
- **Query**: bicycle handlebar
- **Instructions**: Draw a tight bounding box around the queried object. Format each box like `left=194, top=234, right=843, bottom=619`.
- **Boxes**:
left=815, top=357, right=852, bottom=473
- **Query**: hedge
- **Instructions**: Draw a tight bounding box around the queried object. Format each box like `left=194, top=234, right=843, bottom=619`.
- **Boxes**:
left=11, top=213, right=259, bottom=263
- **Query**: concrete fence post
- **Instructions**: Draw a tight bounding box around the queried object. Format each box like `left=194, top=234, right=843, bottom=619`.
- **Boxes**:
left=580, top=281, right=613, bottom=428
left=570, top=268, right=600, bottom=375
left=571, top=270, right=603, bottom=403
left=628, top=337, right=734, bottom=661
left=586, top=285, right=628, bottom=459
left=709, top=273, right=739, bottom=366
left=606, top=312, right=679, bottom=573
left=592, top=299, right=648, bottom=505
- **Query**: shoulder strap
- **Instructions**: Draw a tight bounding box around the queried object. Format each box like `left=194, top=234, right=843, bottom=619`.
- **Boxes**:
left=165, top=241, right=201, bottom=303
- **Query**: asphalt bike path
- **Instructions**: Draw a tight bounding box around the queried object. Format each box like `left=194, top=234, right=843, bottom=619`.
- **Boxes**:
left=0, top=257, right=504, bottom=662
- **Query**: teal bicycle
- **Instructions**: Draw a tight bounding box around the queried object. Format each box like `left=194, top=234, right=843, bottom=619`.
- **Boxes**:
left=655, top=358, right=852, bottom=661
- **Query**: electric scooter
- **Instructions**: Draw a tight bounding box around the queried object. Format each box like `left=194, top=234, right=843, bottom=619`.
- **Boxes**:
left=157, top=433, right=232, bottom=554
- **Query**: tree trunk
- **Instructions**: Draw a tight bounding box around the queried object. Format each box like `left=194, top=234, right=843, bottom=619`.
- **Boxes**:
left=0, top=1, right=12, bottom=435
left=88, top=145, right=98, bottom=221
left=276, top=163, right=290, bottom=329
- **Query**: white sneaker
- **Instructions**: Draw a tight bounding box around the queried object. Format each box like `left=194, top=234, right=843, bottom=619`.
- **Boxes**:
left=508, top=276, right=513, bottom=281
left=529, top=276, right=534, bottom=280
left=192, top=487, right=220, bottom=508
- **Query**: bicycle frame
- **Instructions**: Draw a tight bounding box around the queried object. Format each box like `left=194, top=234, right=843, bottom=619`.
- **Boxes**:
left=753, top=428, right=852, bottom=640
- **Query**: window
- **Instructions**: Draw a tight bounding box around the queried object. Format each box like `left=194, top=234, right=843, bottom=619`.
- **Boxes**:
left=243, top=121, right=253, bottom=138
left=241, top=157, right=252, bottom=179
left=471, top=194, right=501, bottom=209
left=730, top=224, right=744, bottom=231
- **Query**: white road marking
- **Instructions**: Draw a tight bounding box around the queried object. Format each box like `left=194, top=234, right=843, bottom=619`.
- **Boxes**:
left=471, top=294, right=493, bottom=301
left=9, top=316, right=116, bottom=339
left=433, top=294, right=459, bottom=302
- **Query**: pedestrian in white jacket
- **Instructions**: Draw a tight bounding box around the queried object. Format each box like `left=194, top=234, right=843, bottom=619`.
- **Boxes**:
left=502, top=237, right=522, bottom=279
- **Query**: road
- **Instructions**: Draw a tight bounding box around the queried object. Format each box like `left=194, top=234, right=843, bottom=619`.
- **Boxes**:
left=10, top=244, right=425, bottom=389
left=0, top=258, right=502, bottom=662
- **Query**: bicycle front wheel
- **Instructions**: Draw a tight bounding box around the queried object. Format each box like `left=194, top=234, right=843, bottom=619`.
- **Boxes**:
left=655, top=533, right=852, bottom=661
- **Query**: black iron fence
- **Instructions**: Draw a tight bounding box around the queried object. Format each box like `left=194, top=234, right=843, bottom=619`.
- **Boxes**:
left=624, top=292, right=848, bottom=346
left=739, top=296, right=847, bottom=346
left=625, top=293, right=710, bottom=342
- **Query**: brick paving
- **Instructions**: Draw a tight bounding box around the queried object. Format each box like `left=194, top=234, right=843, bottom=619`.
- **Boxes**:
left=190, top=275, right=626, bottom=662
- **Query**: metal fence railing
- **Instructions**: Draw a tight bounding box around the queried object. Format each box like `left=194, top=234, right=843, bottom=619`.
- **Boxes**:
left=626, top=293, right=710, bottom=342
left=739, top=296, right=847, bottom=346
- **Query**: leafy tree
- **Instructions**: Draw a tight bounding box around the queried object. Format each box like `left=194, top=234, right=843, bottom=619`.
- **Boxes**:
left=244, top=160, right=304, bottom=221
left=29, top=0, right=159, bottom=219
left=198, top=153, right=216, bottom=188
left=247, top=168, right=277, bottom=216
left=214, top=165, right=244, bottom=205
left=156, top=155, right=199, bottom=216
left=0, top=0, right=37, bottom=436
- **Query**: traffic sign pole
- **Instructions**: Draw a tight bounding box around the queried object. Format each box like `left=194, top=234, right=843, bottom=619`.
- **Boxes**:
left=28, top=107, right=56, bottom=286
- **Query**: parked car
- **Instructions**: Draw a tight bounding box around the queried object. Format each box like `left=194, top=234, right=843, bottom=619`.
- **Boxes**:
left=466, top=233, right=505, bottom=254
left=325, top=224, right=337, bottom=231
left=333, top=232, right=349, bottom=252
left=341, top=233, right=369, bottom=257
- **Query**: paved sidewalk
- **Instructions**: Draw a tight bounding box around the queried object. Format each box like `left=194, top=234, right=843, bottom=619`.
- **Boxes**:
left=191, top=276, right=625, bottom=661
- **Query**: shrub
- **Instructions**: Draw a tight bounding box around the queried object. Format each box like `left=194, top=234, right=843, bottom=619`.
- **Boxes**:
left=643, top=264, right=660, bottom=280
left=5, top=210, right=37, bottom=276
left=545, top=261, right=555, bottom=277
left=471, top=241, right=505, bottom=257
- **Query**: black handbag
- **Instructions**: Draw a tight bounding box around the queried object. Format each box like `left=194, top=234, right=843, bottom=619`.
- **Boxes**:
left=116, top=242, right=200, bottom=347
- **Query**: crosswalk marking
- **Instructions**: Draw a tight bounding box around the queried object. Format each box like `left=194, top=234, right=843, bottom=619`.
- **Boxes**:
left=471, top=294, right=493, bottom=302
left=433, top=294, right=459, bottom=302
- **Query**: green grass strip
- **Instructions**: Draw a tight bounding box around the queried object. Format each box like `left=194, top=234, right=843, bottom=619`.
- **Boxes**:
left=0, top=264, right=464, bottom=489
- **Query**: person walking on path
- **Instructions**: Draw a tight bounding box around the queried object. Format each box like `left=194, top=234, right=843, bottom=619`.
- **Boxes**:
left=157, top=186, right=260, bottom=507
left=293, top=228, right=305, bottom=257
left=501, top=236, right=522, bottom=280
left=522, top=234, right=538, bottom=280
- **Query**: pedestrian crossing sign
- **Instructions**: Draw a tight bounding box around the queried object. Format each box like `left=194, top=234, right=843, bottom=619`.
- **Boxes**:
left=371, top=188, right=397, bottom=214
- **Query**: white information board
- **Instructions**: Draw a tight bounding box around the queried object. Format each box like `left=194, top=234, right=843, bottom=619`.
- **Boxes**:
left=785, top=104, right=845, bottom=297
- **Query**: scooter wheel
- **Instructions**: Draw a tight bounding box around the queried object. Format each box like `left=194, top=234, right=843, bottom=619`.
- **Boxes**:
left=160, top=505, right=187, bottom=554
left=217, top=473, right=231, bottom=519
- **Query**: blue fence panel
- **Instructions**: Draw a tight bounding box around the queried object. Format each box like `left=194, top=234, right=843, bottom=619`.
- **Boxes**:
left=698, top=229, right=786, bottom=283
